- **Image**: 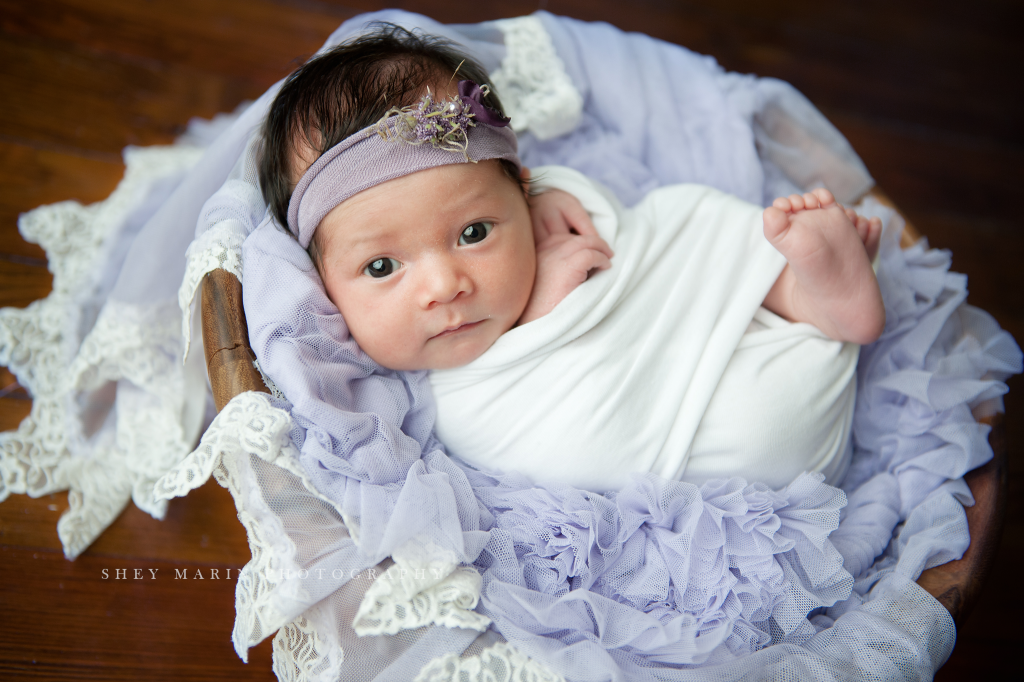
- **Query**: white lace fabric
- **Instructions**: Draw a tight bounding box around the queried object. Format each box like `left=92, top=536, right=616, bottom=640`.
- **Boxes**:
left=273, top=615, right=344, bottom=682
left=354, top=555, right=491, bottom=636
left=0, top=144, right=206, bottom=558
left=155, top=390, right=497, bottom=675
left=415, top=641, right=565, bottom=682
left=156, top=391, right=323, bottom=657
left=179, top=219, right=247, bottom=357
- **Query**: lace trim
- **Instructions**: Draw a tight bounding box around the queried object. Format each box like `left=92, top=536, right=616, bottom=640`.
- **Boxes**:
left=154, top=391, right=304, bottom=499
left=253, top=358, right=285, bottom=401
left=354, top=560, right=490, bottom=636
left=157, top=390, right=489, bottom=663
left=58, top=457, right=133, bottom=561
left=2, top=299, right=196, bottom=559
left=415, top=641, right=565, bottom=682
left=232, top=503, right=307, bottom=661
left=155, top=392, right=346, bottom=658
left=272, top=614, right=343, bottom=682
left=489, top=16, right=583, bottom=141
left=0, top=145, right=203, bottom=558
left=0, top=145, right=202, bottom=397
left=33, top=146, right=204, bottom=299
left=178, top=219, right=248, bottom=360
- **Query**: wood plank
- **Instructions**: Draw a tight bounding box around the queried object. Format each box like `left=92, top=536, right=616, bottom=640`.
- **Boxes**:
left=541, top=0, right=1022, bottom=144
left=0, top=492, right=66, bottom=552
left=0, top=140, right=125, bottom=261
left=88, top=480, right=251, bottom=565
left=936, top=516, right=1023, bottom=678
left=344, top=0, right=543, bottom=24
left=0, top=259, right=51, bottom=308
left=0, top=544, right=275, bottom=681
left=905, top=210, right=1024, bottom=342
left=0, top=397, right=31, bottom=432
left=829, top=112, right=1023, bottom=225
left=1, top=480, right=251, bottom=565
left=0, top=34, right=257, bottom=156
left=0, top=0, right=346, bottom=89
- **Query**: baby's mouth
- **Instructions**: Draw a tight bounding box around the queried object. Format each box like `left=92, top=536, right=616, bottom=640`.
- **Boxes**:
left=431, top=320, right=482, bottom=339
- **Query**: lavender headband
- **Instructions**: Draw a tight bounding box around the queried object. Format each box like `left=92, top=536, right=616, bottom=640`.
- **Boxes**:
left=286, top=80, right=521, bottom=248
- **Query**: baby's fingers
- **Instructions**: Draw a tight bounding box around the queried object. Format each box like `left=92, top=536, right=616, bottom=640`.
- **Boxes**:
left=573, top=233, right=614, bottom=260
left=538, top=233, right=615, bottom=261
left=558, top=197, right=598, bottom=237
left=564, top=246, right=613, bottom=279
left=529, top=189, right=598, bottom=239
left=532, top=205, right=568, bottom=242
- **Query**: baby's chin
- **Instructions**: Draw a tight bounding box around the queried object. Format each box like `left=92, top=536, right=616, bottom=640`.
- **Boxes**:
left=364, top=325, right=504, bottom=372
left=421, top=337, right=498, bottom=371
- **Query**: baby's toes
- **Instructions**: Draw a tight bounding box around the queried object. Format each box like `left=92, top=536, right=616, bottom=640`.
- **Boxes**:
left=802, top=192, right=821, bottom=210
left=787, top=193, right=806, bottom=211
left=810, top=187, right=836, bottom=207
left=854, top=215, right=870, bottom=244
left=763, top=206, right=792, bottom=243
left=865, top=217, right=882, bottom=259
left=773, top=196, right=794, bottom=212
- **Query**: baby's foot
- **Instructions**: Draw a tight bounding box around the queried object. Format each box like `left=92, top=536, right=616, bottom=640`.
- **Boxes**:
left=763, top=189, right=884, bottom=344
left=843, top=206, right=883, bottom=260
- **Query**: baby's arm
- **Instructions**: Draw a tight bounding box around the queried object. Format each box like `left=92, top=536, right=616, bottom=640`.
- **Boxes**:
left=762, top=188, right=885, bottom=344
left=518, top=189, right=614, bottom=325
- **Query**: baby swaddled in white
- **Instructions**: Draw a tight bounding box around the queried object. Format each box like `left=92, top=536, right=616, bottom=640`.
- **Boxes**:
left=431, top=166, right=858, bottom=492
left=269, top=27, right=884, bottom=503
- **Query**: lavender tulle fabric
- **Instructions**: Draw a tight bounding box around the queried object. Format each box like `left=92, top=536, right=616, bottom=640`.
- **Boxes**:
left=231, top=9, right=1024, bottom=678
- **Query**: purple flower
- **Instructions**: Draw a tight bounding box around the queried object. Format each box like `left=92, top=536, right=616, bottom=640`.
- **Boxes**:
left=458, top=80, right=511, bottom=127
left=373, top=81, right=510, bottom=161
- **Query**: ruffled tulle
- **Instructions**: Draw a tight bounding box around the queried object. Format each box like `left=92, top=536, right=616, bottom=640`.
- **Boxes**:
left=837, top=199, right=1020, bottom=590
left=466, top=469, right=850, bottom=666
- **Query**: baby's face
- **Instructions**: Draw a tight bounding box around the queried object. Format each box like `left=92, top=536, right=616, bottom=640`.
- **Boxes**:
left=317, top=160, right=536, bottom=370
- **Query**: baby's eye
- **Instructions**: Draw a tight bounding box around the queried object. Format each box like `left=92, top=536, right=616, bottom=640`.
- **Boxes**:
left=364, top=257, right=401, bottom=278
left=458, top=221, right=493, bottom=246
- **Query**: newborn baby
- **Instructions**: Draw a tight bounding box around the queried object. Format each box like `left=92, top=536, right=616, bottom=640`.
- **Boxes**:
left=263, top=27, right=883, bottom=492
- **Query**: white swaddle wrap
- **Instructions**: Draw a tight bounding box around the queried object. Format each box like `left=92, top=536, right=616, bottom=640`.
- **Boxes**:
left=431, top=165, right=857, bottom=491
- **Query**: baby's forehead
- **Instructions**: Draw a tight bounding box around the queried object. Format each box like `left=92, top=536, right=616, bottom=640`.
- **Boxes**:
left=315, top=159, right=520, bottom=248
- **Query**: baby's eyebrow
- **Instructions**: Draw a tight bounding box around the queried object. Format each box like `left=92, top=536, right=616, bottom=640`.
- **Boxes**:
left=327, top=220, right=404, bottom=250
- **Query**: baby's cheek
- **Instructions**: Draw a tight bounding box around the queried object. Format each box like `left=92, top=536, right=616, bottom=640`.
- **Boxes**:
left=517, top=239, right=540, bottom=304
left=351, top=299, right=423, bottom=368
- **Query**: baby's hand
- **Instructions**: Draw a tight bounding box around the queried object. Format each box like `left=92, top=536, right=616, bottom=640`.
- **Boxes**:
left=518, top=190, right=614, bottom=325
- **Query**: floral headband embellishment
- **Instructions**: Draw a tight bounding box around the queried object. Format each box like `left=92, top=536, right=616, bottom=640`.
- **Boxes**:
left=288, top=80, right=519, bottom=249
left=374, top=80, right=511, bottom=162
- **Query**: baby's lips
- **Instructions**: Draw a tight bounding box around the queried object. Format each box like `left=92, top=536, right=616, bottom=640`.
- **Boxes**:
left=430, top=319, right=483, bottom=340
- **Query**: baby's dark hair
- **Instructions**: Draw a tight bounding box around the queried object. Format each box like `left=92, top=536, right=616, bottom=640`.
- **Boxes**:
left=260, top=24, right=520, bottom=267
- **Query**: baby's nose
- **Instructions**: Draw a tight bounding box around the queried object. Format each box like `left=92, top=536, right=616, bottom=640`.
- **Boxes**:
left=419, top=259, right=472, bottom=309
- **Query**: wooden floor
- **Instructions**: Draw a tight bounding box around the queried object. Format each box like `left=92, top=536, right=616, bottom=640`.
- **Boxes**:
left=1, top=1, right=1021, bottom=679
